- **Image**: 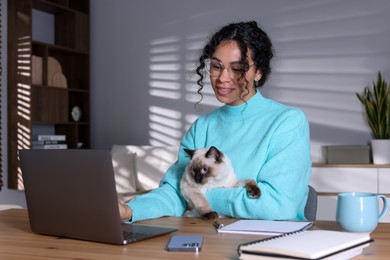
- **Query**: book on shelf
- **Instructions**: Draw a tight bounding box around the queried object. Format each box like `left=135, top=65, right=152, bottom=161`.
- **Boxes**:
left=33, top=135, right=66, bottom=141
left=32, top=144, right=68, bottom=150
left=216, top=220, right=313, bottom=235
left=32, top=140, right=67, bottom=145
left=238, top=230, right=372, bottom=260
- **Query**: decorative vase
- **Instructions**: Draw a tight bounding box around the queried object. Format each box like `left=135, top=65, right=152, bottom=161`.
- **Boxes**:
left=371, top=139, right=390, bottom=164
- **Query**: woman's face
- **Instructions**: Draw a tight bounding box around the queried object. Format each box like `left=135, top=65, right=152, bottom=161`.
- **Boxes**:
left=209, top=40, right=262, bottom=106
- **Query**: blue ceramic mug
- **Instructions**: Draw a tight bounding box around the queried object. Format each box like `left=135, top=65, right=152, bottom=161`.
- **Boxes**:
left=336, top=192, right=388, bottom=232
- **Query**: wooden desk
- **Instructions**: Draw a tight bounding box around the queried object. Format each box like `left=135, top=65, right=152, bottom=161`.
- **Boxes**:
left=0, top=209, right=389, bottom=259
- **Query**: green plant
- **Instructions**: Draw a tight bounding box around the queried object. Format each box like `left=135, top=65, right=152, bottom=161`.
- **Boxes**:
left=356, top=72, right=390, bottom=139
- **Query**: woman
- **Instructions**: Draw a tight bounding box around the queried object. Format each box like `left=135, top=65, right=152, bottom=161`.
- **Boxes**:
left=119, top=21, right=311, bottom=222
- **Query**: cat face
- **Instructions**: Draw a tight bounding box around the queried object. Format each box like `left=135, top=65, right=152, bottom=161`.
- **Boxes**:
left=184, top=146, right=225, bottom=184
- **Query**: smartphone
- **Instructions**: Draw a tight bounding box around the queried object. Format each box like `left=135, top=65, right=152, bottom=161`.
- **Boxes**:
left=167, top=235, right=203, bottom=252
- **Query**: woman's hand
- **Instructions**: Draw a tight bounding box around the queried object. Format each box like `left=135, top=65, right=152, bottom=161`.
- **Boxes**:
left=118, top=201, right=133, bottom=222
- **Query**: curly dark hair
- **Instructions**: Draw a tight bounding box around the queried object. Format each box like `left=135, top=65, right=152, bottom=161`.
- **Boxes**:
left=195, top=21, right=273, bottom=102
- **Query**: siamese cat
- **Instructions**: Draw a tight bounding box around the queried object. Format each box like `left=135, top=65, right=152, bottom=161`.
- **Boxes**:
left=180, top=146, right=261, bottom=219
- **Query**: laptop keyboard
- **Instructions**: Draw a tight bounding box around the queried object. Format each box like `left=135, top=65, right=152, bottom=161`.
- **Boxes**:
left=123, top=231, right=153, bottom=242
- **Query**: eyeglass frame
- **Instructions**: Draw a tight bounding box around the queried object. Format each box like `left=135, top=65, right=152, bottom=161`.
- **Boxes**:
left=204, top=59, right=255, bottom=79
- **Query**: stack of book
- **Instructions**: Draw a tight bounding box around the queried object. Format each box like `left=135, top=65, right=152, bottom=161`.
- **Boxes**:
left=32, top=135, right=68, bottom=149
left=237, top=229, right=372, bottom=260
left=214, top=219, right=372, bottom=259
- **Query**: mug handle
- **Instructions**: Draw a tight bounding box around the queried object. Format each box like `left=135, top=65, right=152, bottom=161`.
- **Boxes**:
left=378, top=194, right=388, bottom=221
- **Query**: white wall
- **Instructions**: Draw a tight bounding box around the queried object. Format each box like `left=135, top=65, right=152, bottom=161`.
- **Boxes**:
left=90, top=0, right=390, bottom=162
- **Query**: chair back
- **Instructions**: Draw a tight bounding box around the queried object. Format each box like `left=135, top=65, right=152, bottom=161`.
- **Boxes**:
left=304, top=185, right=318, bottom=221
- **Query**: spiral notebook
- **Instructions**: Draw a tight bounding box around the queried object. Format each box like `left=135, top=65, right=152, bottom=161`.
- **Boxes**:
left=238, top=230, right=372, bottom=260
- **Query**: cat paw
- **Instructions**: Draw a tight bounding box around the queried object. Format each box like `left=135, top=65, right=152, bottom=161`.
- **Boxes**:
left=247, top=185, right=261, bottom=198
left=202, top=211, right=219, bottom=219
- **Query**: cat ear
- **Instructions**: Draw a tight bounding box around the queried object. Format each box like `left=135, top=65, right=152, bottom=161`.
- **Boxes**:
left=206, top=146, right=223, bottom=163
left=183, top=148, right=195, bottom=159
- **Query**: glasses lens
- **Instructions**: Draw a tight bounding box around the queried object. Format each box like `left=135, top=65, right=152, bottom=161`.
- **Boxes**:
left=205, top=60, right=221, bottom=76
left=229, top=64, right=245, bottom=79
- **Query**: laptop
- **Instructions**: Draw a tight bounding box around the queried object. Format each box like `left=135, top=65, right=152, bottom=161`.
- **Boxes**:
left=19, top=149, right=177, bottom=245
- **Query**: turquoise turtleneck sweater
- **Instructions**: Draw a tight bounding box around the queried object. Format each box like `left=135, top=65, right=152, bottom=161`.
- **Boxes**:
left=127, top=91, right=312, bottom=221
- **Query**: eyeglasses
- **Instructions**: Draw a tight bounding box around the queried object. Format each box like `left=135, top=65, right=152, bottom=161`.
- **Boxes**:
left=204, top=59, right=254, bottom=79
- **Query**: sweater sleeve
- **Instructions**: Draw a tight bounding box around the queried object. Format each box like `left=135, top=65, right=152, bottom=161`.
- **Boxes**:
left=205, top=109, right=312, bottom=220
left=125, top=163, right=186, bottom=222
left=126, top=126, right=198, bottom=222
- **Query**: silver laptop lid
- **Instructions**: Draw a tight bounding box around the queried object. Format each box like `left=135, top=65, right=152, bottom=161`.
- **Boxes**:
left=20, top=149, right=130, bottom=244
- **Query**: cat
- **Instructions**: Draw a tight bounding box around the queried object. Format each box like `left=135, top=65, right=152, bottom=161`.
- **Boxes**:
left=180, top=146, right=261, bottom=219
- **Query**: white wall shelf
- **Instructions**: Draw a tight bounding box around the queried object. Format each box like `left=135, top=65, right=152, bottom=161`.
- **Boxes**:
left=310, top=164, right=390, bottom=223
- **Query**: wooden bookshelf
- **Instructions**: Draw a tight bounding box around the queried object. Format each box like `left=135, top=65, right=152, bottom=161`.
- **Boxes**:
left=7, top=0, right=90, bottom=189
